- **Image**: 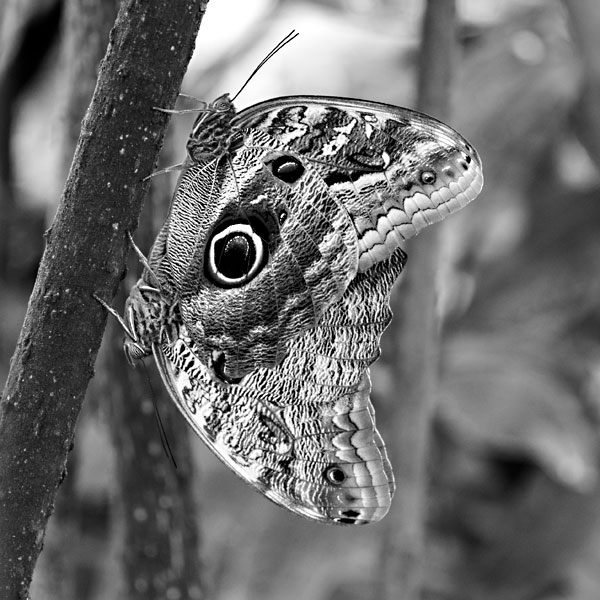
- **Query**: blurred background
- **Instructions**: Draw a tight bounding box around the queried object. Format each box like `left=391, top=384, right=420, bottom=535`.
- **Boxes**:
left=2, top=0, right=600, bottom=599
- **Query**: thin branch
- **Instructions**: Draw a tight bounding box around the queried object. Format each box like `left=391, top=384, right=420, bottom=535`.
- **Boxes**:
left=563, top=0, right=600, bottom=172
left=376, top=1, right=457, bottom=599
left=0, top=1, right=208, bottom=597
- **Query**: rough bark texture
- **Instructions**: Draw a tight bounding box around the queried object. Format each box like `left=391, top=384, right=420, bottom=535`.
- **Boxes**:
left=62, top=0, right=119, bottom=169
left=0, top=1, right=208, bottom=597
left=377, top=1, right=457, bottom=599
left=27, top=2, right=118, bottom=598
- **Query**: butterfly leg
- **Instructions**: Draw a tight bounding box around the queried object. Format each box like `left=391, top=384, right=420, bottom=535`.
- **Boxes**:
left=152, top=96, right=209, bottom=116
left=93, top=293, right=132, bottom=335
left=143, top=162, right=186, bottom=181
left=126, top=231, right=161, bottom=288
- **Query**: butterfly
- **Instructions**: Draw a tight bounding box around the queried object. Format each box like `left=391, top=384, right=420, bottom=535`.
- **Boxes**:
left=114, top=74, right=483, bottom=525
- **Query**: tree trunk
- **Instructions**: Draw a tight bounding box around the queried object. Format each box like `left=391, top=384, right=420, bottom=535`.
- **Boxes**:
left=0, top=1, right=208, bottom=597
left=376, top=1, right=457, bottom=599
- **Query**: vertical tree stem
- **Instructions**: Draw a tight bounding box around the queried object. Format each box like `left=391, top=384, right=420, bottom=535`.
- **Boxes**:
left=29, top=2, right=118, bottom=597
left=377, top=1, right=457, bottom=599
left=0, top=1, right=208, bottom=597
left=563, top=0, right=600, bottom=171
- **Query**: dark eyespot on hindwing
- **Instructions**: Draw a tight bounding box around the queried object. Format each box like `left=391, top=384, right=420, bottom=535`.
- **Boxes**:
left=205, top=220, right=268, bottom=288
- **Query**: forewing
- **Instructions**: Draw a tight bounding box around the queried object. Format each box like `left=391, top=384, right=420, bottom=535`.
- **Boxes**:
left=236, top=95, right=484, bottom=270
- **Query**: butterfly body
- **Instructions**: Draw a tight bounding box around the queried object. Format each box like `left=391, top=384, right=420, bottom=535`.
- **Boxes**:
left=123, top=94, right=483, bottom=524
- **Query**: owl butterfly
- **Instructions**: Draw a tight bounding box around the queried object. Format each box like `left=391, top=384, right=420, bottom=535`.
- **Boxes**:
left=121, top=65, right=483, bottom=524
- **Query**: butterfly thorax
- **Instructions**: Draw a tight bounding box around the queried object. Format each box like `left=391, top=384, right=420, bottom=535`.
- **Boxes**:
left=187, top=94, right=241, bottom=162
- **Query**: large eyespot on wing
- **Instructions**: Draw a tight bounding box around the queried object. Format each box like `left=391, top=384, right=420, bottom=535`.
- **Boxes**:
left=235, top=95, right=483, bottom=271
left=205, top=219, right=268, bottom=288
left=172, top=139, right=361, bottom=382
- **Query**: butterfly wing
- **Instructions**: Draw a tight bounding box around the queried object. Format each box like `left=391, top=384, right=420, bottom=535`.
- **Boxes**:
left=161, top=134, right=360, bottom=380
left=236, top=95, right=483, bottom=271
left=152, top=248, right=405, bottom=524
left=156, top=96, right=482, bottom=381
left=127, top=95, right=483, bottom=524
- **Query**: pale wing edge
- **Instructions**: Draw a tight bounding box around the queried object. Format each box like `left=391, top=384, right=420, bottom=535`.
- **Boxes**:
left=235, top=95, right=455, bottom=133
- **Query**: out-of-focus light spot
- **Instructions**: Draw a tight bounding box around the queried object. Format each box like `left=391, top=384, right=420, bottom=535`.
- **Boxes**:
left=511, top=29, right=546, bottom=64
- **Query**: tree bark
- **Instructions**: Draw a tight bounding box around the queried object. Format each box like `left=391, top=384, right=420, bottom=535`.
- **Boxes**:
left=0, top=1, right=208, bottom=597
left=27, top=2, right=118, bottom=598
left=376, top=1, right=457, bottom=599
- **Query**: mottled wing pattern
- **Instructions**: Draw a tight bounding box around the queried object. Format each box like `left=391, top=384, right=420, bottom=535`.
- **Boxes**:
left=155, top=97, right=482, bottom=381
left=151, top=249, right=405, bottom=524
left=236, top=96, right=483, bottom=271
left=122, top=95, right=483, bottom=524
left=158, top=133, right=359, bottom=380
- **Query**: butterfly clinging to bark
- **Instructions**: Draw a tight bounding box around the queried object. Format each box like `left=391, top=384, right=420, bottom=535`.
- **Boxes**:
left=111, top=35, right=483, bottom=525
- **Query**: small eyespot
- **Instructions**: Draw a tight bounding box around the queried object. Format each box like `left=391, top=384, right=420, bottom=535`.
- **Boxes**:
left=278, top=209, right=288, bottom=225
left=460, top=160, right=469, bottom=171
left=463, top=153, right=472, bottom=164
left=271, top=155, right=305, bottom=184
left=420, top=171, right=436, bottom=185
left=206, top=221, right=267, bottom=288
left=324, top=465, right=347, bottom=486
left=335, top=509, right=361, bottom=525
left=442, top=166, right=455, bottom=177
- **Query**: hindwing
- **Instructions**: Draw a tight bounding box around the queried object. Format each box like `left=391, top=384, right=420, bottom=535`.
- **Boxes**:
left=149, top=249, right=405, bottom=524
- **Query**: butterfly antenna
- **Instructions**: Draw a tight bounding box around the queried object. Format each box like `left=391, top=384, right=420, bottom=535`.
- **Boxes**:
left=142, top=361, right=178, bottom=470
left=231, top=30, right=299, bottom=102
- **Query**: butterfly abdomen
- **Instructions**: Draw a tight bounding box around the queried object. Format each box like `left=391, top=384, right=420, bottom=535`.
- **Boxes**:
left=123, top=280, right=179, bottom=363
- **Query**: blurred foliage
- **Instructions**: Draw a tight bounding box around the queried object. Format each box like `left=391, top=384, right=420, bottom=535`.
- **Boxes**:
left=427, top=4, right=600, bottom=599
left=3, top=1, right=600, bottom=599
